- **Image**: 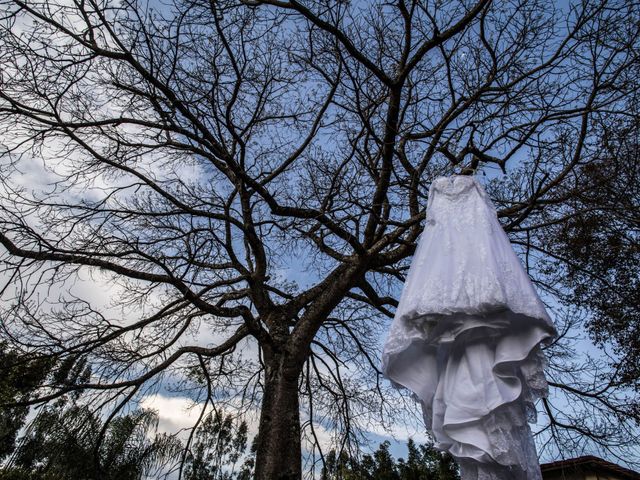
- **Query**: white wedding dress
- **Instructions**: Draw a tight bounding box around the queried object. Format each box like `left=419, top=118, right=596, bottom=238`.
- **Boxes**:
left=382, top=175, right=556, bottom=480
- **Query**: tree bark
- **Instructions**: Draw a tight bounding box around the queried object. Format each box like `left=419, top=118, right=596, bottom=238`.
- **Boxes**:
left=254, top=351, right=302, bottom=480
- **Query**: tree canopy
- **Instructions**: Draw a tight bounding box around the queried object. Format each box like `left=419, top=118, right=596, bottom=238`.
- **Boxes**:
left=321, top=439, right=459, bottom=480
left=0, top=0, right=639, bottom=477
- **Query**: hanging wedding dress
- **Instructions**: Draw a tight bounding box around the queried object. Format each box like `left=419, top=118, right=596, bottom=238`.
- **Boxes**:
left=382, top=175, right=556, bottom=480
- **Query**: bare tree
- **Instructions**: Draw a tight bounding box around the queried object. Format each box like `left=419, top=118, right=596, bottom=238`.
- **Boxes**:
left=1, top=0, right=639, bottom=478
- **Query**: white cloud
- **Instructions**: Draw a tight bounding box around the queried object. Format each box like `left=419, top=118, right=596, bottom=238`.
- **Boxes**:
left=140, top=394, right=208, bottom=439
left=139, top=393, right=261, bottom=441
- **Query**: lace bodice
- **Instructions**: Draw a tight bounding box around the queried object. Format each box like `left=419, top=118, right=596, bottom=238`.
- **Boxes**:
left=392, top=175, right=552, bottom=334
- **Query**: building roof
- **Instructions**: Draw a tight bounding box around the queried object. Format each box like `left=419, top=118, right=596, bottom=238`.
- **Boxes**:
left=541, top=455, right=640, bottom=480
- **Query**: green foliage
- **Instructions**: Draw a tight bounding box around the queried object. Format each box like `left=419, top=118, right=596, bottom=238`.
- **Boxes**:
left=184, top=410, right=254, bottom=480
left=0, top=343, right=254, bottom=480
left=0, top=343, right=55, bottom=460
left=321, top=439, right=460, bottom=480
left=0, top=341, right=185, bottom=478
left=541, top=115, right=640, bottom=386
left=2, top=404, right=181, bottom=480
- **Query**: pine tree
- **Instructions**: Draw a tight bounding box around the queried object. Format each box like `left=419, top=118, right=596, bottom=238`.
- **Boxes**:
left=0, top=343, right=54, bottom=460
left=321, top=439, right=460, bottom=480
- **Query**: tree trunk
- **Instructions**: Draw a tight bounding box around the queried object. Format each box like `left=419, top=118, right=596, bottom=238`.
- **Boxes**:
left=254, top=353, right=302, bottom=480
